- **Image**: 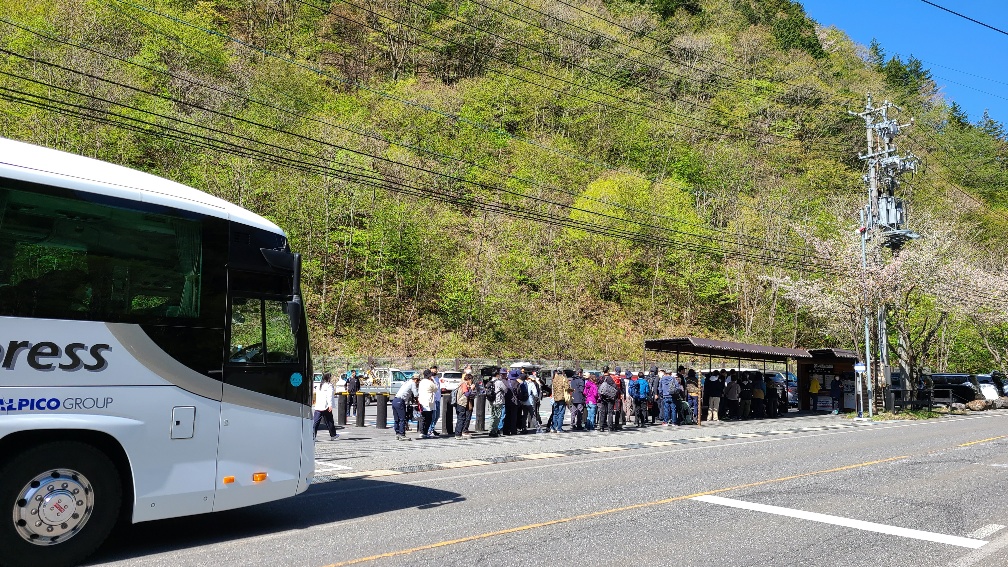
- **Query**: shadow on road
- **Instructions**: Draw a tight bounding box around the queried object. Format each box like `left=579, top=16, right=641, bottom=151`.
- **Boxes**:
left=87, top=479, right=463, bottom=564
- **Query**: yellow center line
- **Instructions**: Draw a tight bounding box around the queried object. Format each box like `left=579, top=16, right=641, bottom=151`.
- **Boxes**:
left=958, top=435, right=1008, bottom=447
left=320, top=455, right=909, bottom=567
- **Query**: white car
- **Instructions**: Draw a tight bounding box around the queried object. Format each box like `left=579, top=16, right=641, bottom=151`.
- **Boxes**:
left=439, top=371, right=463, bottom=393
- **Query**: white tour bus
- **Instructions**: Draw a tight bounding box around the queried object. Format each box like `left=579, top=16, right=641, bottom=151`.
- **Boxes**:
left=0, top=138, right=314, bottom=567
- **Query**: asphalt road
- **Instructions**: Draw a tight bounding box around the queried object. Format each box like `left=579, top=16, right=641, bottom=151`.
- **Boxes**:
left=85, top=411, right=1008, bottom=567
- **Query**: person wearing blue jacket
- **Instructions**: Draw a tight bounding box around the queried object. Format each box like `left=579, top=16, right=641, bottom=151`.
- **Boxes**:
left=659, top=369, right=679, bottom=425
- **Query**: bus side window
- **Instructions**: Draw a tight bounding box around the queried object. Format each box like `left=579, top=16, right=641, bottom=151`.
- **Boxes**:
left=263, top=300, right=297, bottom=363
left=229, top=297, right=264, bottom=363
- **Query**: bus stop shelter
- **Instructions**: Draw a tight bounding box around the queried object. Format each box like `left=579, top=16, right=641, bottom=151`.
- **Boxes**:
left=644, top=337, right=815, bottom=424
left=645, top=338, right=863, bottom=414
left=644, top=337, right=812, bottom=370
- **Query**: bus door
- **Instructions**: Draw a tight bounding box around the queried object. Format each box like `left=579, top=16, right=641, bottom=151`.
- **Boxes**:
left=215, top=282, right=307, bottom=511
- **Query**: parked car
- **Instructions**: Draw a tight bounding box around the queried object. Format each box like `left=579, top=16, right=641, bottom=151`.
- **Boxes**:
left=509, top=361, right=541, bottom=373
left=993, top=371, right=1008, bottom=396
left=763, top=371, right=799, bottom=409
left=975, top=373, right=1001, bottom=400
left=439, top=370, right=463, bottom=393
left=926, top=373, right=980, bottom=403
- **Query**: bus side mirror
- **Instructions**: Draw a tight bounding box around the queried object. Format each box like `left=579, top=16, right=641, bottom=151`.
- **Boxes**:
left=288, top=297, right=303, bottom=335
left=288, top=253, right=303, bottom=335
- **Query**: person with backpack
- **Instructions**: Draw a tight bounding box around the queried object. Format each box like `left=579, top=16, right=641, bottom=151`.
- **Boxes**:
left=516, top=373, right=530, bottom=434
left=611, top=367, right=625, bottom=431
left=504, top=369, right=522, bottom=435
left=723, top=374, right=741, bottom=421
left=346, top=370, right=361, bottom=417
left=489, top=369, right=507, bottom=438
left=569, top=370, right=586, bottom=431
left=549, top=370, right=571, bottom=433
left=583, top=371, right=599, bottom=431
left=647, top=367, right=661, bottom=424
left=766, top=378, right=780, bottom=418
left=658, top=369, right=678, bottom=426
left=631, top=371, right=651, bottom=427
left=452, top=373, right=476, bottom=438
left=686, top=369, right=701, bottom=424
left=739, top=372, right=753, bottom=420
left=597, top=367, right=618, bottom=432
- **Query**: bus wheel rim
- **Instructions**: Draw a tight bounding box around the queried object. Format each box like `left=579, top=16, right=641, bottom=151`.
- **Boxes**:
left=12, top=468, right=95, bottom=546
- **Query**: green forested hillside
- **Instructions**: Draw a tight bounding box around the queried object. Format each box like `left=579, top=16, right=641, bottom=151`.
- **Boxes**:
left=2, top=0, right=1007, bottom=370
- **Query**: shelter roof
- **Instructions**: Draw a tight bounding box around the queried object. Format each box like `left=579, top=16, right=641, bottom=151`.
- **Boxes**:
left=807, top=348, right=859, bottom=361
left=644, top=337, right=812, bottom=362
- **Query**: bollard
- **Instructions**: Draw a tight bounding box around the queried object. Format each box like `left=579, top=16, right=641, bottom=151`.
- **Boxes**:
left=441, top=395, right=452, bottom=436
left=474, top=392, right=486, bottom=432
left=355, top=392, right=366, bottom=427
left=375, top=392, right=388, bottom=428
left=336, top=393, right=347, bottom=425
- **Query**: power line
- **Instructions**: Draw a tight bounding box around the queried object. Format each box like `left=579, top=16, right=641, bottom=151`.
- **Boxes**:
left=0, top=51, right=839, bottom=272
left=933, top=75, right=1008, bottom=104
left=921, top=59, right=1008, bottom=88
left=919, top=0, right=1008, bottom=37
left=6, top=51, right=1004, bottom=312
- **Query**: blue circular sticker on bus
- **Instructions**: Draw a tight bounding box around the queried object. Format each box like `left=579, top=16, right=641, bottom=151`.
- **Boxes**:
left=290, top=373, right=303, bottom=387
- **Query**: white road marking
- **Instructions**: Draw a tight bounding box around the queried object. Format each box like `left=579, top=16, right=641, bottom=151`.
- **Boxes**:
left=315, top=463, right=352, bottom=471
left=519, top=452, right=564, bottom=460
left=693, top=495, right=988, bottom=549
left=356, top=469, right=401, bottom=477
left=438, top=459, right=489, bottom=469
left=966, top=524, right=1006, bottom=539
left=587, top=446, right=626, bottom=453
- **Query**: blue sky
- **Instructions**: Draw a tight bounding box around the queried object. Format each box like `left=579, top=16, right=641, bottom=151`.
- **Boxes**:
left=800, top=0, right=1008, bottom=125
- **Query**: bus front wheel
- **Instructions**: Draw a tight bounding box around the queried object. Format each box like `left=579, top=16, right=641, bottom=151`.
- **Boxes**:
left=0, top=442, right=122, bottom=567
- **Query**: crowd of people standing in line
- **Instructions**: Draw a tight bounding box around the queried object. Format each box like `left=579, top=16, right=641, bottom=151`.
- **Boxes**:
left=318, top=363, right=794, bottom=441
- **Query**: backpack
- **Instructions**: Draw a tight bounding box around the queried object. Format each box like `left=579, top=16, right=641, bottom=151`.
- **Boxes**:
left=629, top=380, right=640, bottom=400
left=450, top=386, right=460, bottom=405
left=638, top=378, right=650, bottom=399
left=519, top=382, right=531, bottom=406
left=599, top=379, right=618, bottom=400
left=526, top=381, right=539, bottom=405
left=677, top=399, right=696, bottom=425
left=507, top=383, right=520, bottom=406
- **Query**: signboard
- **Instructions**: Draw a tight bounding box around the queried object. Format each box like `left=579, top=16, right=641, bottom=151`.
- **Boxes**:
left=816, top=396, right=834, bottom=411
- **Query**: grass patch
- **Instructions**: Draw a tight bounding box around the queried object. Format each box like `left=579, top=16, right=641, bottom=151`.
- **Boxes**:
left=870, top=410, right=944, bottom=421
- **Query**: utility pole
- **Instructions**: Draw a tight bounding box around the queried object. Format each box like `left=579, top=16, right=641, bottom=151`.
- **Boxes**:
left=849, top=93, right=919, bottom=417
